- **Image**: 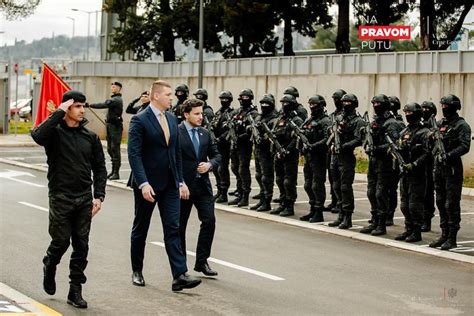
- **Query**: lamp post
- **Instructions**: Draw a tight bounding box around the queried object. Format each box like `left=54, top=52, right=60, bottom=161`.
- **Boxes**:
left=71, top=9, right=100, bottom=60
left=198, top=0, right=204, bottom=88
left=66, top=17, right=75, bottom=38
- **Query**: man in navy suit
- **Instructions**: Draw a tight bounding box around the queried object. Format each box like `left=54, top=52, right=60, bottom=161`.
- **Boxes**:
left=178, top=99, right=221, bottom=276
left=128, top=80, right=201, bottom=291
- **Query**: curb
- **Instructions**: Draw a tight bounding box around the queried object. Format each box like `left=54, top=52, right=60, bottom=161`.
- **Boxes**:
left=0, top=157, right=472, bottom=265
left=0, top=282, right=62, bottom=315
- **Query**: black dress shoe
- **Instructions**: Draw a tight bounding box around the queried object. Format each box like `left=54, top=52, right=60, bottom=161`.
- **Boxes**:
left=172, top=273, right=202, bottom=291
left=43, top=265, right=56, bottom=295
left=132, top=271, right=145, bottom=286
left=194, top=263, right=218, bottom=276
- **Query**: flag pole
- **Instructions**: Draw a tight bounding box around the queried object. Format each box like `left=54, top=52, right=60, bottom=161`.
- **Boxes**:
left=85, top=105, right=106, bottom=126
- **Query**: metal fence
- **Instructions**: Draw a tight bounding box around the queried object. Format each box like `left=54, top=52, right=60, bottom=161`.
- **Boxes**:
left=72, top=50, right=474, bottom=78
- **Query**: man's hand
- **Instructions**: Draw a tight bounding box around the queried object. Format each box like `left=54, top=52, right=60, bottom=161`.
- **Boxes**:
left=58, top=99, right=74, bottom=112
left=91, top=199, right=102, bottom=218
left=403, top=163, right=414, bottom=172
left=141, top=184, right=156, bottom=203
left=197, top=162, right=211, bottom=174
left=180, top=183, right=190, bottom=200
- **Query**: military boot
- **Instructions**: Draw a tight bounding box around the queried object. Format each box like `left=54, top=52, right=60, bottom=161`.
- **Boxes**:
left=237, top=193, right=249, bottom=207
left=338, top=212, right=352, bottom=229
left=43, top=263, right=56, bottom=295
left=228, top=192, right=242, bottom=206
left=252, top=192, right=263, bottom=200
left=228, top=189, right=239, bottom=196
left=299, top=206, right=316, bottom=221
left=256, top=198, right=272, bottom=212
left=272, top=197, right=283, bottom=203
left=270, top=201, right=286, bottom=215
left=429, top=229, right=449, bottom=248
left=421, top=218, right=432, bottom=232
left=405, top=226, right=422, bottom=242
left=394, top=225, right=413, bottom=241
left=213, top=188, right=222, bottom=201
left=108, top=164, right=120, bottom=180
left=328, top=210, right=344, bottom=227
left=67, top=284, right=88, bottom=309
left=250, top=199, right=264, bottom=210
left=215, top=189, right=228, bottom=203
left=309, top=208, right=324, bottom=223
left=360, top=212, right=378, bottom=234
left=371, top=213, right=387, bottom=236
left=279, top=203, right=295, bottom=217
left=440, top=229, right=458, bottom=250
left=385, top=210, right=395, bottom=226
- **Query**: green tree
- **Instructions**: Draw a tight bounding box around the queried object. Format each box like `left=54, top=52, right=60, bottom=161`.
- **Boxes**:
left=0, top=0, right=40, bottom=20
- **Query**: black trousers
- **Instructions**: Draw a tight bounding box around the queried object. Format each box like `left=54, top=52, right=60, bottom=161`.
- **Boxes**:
left=327, top=152, right=338, bottom=206
left=230, top=147, right=242, bottom=194
left=217, top=140, right=231, bottom=191
left=303, top=154, right=327, bottom=209
left=367, top=157, right=393, bottom=216
left=44, top=193, right=92, bottom=285
left=434, top=160, right=463, bottom=231
left=400, top=173, right=426, bottom=228
left=106, top=123, right=123, bottom=167
left=424, top=157, right=436, bottom=220
left=388, top=166, right=400, bottom=214
left=179, top=184, right=216, bottom=266
left=330, top=153, right=356, bottom=213
left=232, top=140, right=253, bottom=194
left=255, top=146, right=275, bottom=200
left=274, top=149, right=299, bottom=203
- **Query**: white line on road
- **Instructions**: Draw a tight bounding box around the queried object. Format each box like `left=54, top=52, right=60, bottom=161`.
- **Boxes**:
left=150, top=241, right=285, bottom=281
left=18, top=201, right=49, bottom=212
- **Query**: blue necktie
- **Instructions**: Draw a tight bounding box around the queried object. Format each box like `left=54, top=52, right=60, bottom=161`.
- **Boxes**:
left=191, top=128, right=199, bottom=157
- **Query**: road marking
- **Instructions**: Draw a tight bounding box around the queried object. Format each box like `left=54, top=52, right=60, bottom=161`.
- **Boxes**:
left=150, top=241, right=285, bottom=281
left=0, top=282, right=62, bottom=315
left=18, top=202, right=48, bottom=213
left=0, top=170, right=45, bottom=188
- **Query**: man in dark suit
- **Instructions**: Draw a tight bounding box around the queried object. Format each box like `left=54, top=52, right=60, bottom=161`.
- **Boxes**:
left=178, top=99, right=222, bottom=276
left=128, top=80, right=201, bottom=291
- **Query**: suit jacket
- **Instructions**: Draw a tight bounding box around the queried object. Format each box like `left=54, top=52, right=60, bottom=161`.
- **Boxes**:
left=128, top=105, right=183, bottom=191
left=178, top=123, right=221, bottom=196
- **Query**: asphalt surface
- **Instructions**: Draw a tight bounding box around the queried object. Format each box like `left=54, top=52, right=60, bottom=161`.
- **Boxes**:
left=1, top=153, right=473, bottom=314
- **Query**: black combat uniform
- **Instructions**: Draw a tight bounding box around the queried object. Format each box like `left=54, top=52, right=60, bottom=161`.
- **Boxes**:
left=430, top=95, right=471, bottom=250
left=270, top=94, right=304, bottom=217
left=228, top=89, right=258, bottom=207
left=31, top=91, right=107, bottom=308
left=250, top=94, right=279, bottom=212
left=171, top=84, right=189, bottom=124
left=360, top=95, right=404, bottom=236
left=299, top=95, right=331, bottom=223
left=394, top=103, right=430, bottom=243
left=328, top=93, right=365, bottom=229
left=89, top=85, right=123, bottom=180
left=212, top=90, right=235, bottom=203
left=126, top=92, right=150, bottom=115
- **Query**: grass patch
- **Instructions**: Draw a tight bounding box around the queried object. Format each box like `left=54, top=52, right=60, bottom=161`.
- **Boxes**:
left=356, top=159, right=369, bottom=174
left=464, top=177, right=474, bottom=188
left=9, top=120, right=32, bottom=134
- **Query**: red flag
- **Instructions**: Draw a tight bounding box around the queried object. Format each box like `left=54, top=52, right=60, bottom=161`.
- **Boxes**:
left=34, top=63, right=71, bottom=127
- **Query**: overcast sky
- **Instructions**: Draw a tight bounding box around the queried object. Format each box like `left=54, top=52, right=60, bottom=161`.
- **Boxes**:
left=0, top=0, right=472, bottom=46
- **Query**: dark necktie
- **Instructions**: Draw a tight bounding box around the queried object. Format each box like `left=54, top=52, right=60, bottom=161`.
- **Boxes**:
left=191, top=128, right=199, bottom=157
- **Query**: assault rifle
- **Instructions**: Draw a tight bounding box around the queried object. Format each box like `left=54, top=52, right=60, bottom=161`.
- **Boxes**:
left=361, top=111, right=374, bottom=155
left=246, top=114, right=262, bottom=144
left=327, top=114, right=342, bottom=154
left=260, top=121, right=287, bottom=156
left=385, top=134, right=406, bottom=174
left=429, top=115, right=447, bottom=165
left=203, top=115, right=217, bottom=143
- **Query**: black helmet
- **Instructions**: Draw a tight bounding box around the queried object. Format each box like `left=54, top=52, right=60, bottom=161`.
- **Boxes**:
left=388, top=96, right=401, bottom=111
left=218, top=90, right=233, bottom=101
left=371, top=94, right=390, bottom=111
left=403, top=102, right=423, bottom=115
left=308, top=95, right=326, bottom=107
left=421, top=101, right=437, bottom=116
left=440, top=94, right=461, bottom=110
left=238, top=88, right=254, bottom=100
left=193, top=88, right=208, bottom=100
left=341, top=93, right=358, bottom=108
left=260, top=93, right=275, bottom=106
left=175, top=83, right=189, bottom=95
left=283, top=86, right=299, bottom=98
left=332, top=89, right=347, bottom=100
left=280, top=94, right=297, bottom=104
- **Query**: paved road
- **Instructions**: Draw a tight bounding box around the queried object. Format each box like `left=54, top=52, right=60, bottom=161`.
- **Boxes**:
left=1, top=162, right=473, bottom=315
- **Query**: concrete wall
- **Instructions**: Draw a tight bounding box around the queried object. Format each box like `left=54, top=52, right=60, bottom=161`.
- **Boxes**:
left=77, top=72, right=474, bottom=176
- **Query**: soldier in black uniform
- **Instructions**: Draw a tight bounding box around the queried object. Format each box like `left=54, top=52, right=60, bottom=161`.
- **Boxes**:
left=171, top=83, right=189, bottom=124
left=324, top=89, right=346, bottom=213
left=250, top=94, right=279, bottom=212
left=269, top=94, right=304, bottom=217
left=394, top=103, right=430, bottom=242
left=212, top=90, right=235, bottom=203
left=88, top=81, right=123, bottom=180
left=420, top=101, right=437, bottom=232
left=360, top=94, right=404, bottom=236
left=31, top=91, right=107, bottom=309
left=386, top=95, right=405, bottom=226
left=430, top=95, right=471, bottom=250
left=126, top=91, right=150, bottom=114
left=227, top=89, right=258, bottom=207
left=327, top=93, right=365, bottom=229
left=299, top=95, right=331, bottom=223
left=283, top=85, right=308, bottom=120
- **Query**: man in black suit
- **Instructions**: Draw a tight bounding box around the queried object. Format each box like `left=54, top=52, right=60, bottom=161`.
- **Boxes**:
left=178, top=99, right=222, bottom=276
left=128, top=80, right=201, bottom=291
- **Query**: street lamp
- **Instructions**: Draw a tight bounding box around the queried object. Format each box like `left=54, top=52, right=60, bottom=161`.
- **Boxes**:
left=198, top=0, right=204, bottom=88
left=66, top=17, right=75, bottom=38
left=71, top=8, right=100, bottom=60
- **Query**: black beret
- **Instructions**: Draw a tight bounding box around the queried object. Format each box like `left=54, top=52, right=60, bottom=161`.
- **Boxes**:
left=111, top=81, right=122, bottom=88
left=61, top=90, right=86, bottom=103
left=141, top=91, right=149, bottom=96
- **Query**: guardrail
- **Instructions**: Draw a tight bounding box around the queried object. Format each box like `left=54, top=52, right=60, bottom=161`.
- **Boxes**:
left=72, top=50, right=474, bottom=78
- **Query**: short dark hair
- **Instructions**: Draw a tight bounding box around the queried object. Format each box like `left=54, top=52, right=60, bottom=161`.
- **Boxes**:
left=111, top=81, right=122, bottom=88
left=182, top=98, right=204, bottom=113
